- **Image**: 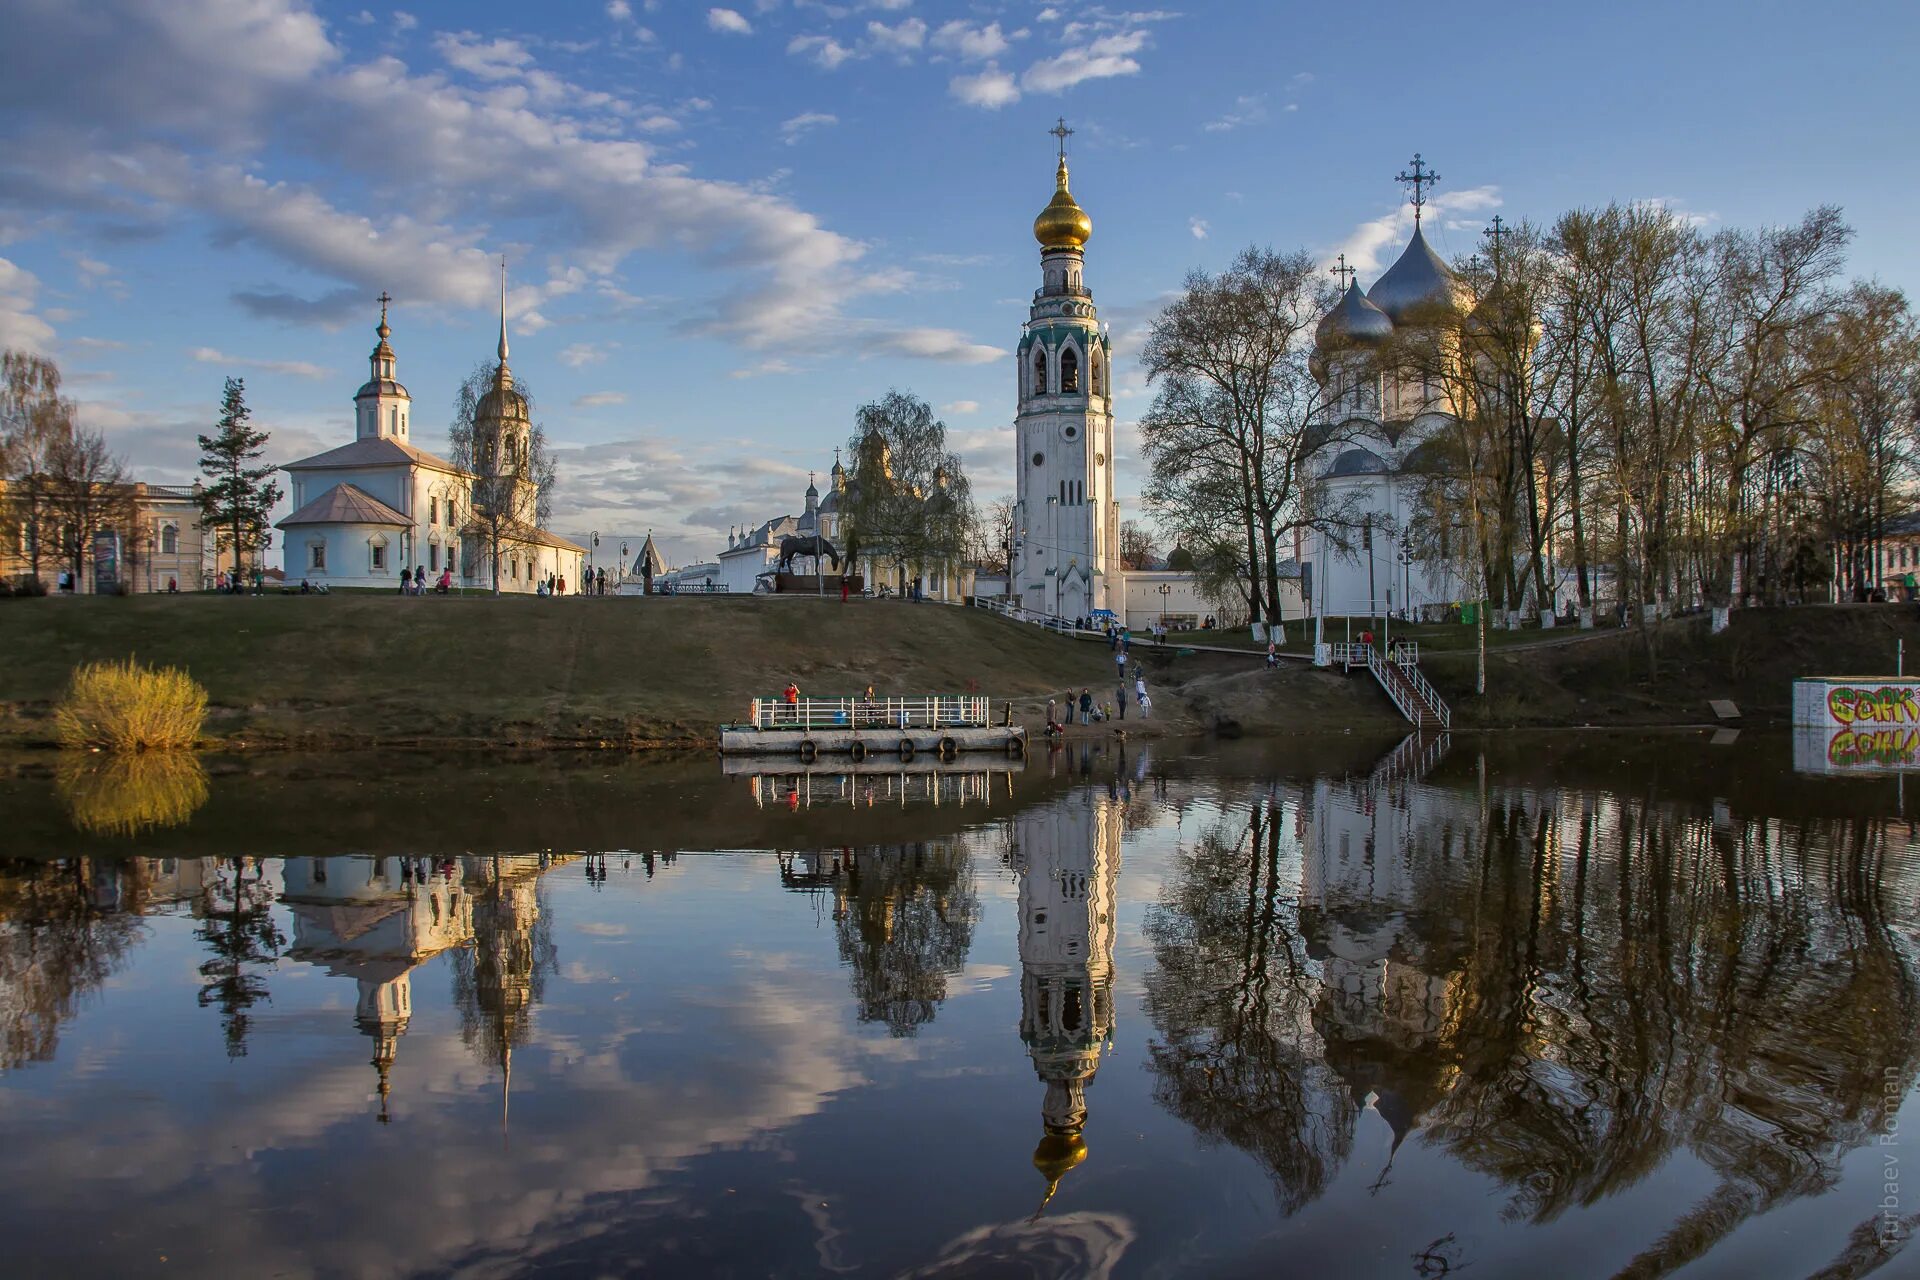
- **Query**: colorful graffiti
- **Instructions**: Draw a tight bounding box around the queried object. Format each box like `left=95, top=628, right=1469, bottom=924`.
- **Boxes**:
left=1827, top=728, right=1920, bottom=769
left=1827, top=685, right=1920, bottom=724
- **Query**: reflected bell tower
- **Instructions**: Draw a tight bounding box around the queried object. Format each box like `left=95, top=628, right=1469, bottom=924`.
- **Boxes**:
left=1011, top=791, right=1122, bottom=1215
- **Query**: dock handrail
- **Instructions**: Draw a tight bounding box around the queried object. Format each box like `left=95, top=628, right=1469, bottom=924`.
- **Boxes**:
left=1366, top=647, right=1451, bottom=729
left=748, top=695, right=992, bottom=732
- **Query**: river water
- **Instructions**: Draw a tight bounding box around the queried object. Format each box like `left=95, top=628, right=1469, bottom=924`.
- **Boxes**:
left=1, top=733, right=1916, bottom=1279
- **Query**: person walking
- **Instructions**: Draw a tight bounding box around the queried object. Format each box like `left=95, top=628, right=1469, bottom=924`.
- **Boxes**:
left=399, top=566, right=411, bottom=595
left=1114, top=647, right=1127, bottom=681
left=1135, top=673, right=1148, bottom=708
left=1078, top=688, right=1093, bottom=726
left=1138, top=690, right=1153, bottom=719
left=1266, top=639, right=1278, bottom=669
left=1116, top=683, right=1127, bottom=720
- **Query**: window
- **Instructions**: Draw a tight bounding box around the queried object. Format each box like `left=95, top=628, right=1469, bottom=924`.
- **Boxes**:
left=389, top=406, right=398, bottom=434
left=160, top=524, right=178, bottom=555
left=430, top=497, right=438, bottom=526
left=310, top=543, right=326, bottom=570
left=1091, top=353, right=1102, bottom=395
left=1061, top=347, right=1080, bottom=393
left=429, top=543, right=439, bottom=571
left=371, top=542, right=386, bottom=571
left=511, top=555, right=519, bottom=581
left=1032, top=451, right=1045, bottom=468
left=1032, top=348, right=1047, bottom=395
left=447, top=544, right=457, bottom=574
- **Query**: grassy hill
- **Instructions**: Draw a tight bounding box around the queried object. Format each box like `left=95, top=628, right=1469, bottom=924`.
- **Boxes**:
left=0, top=594, right=1153, bottom=748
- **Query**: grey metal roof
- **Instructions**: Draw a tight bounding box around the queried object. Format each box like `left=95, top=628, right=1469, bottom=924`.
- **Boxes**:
left=276, top=482, right=411, bottom=528
left=1326, top=447, right=1390, bottom=478
left=1315, top=280, right=1395, bottom=349
left=283, top=435, right=461, bottom=474
left=1367, top=226, right=1466, bottom=325
left=354, top=378, right=411, bottom=401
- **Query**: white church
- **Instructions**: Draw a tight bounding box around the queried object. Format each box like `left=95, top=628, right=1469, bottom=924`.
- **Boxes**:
left=1300, top=157, right=1472, bottom=622
left=277, top=292, right=586, bottom=592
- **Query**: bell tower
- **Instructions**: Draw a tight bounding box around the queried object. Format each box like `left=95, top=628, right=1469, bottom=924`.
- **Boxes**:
left=1014, top=119, right=1117, bottom=621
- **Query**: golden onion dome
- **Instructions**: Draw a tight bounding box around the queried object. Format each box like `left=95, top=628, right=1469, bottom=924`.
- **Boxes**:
left=1033, top=158, right=1092, bottom=252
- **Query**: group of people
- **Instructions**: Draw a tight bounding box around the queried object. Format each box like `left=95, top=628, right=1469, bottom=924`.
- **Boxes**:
left=397, top=566, right=454, bottom=595
left=1046, top=665, right=1151, bottom=738
left=212, top=568, right=265, bottom=595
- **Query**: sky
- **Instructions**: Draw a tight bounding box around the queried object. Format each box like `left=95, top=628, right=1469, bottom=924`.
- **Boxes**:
left=2, top=0, right=1917, bottom=569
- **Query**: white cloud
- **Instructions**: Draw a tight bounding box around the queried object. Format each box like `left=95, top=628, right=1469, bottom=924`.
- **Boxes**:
left=864, top=17, right=926, bottom=56
left=950, top=63, right=1020, bottom=109
left=434, top=32, right=533, bottom=81
left=707, top=8, right=753, bottom=35
left=189, top=346, right=328, bottom=379
left=1021, top=30, right=1147, bottom=93
left=1334, top=186, right=1502, bottom=277
left=863, top=329, right=1001, bottom=364
left=1203, top=93, right=1264, bottom=133
left=0, top=258, right=54, bottom=352
left=573, top=391, right=627, bottom=407
left=558, top=342, right=611, bottom=368
left=941, top=399, right=980, bottom=415
left=779, top=111, right=838, bottom=145
left=393, top=11, right=417, bottom=31
left=931, top=21, right=1009, bottom=61
left=728, top=359, right=798, bottom=379
left=1188, top=217, right=1208, bottom=240
left=606, top=0, right=632, bottom=19
left=787, top=33, right=856, bottom=69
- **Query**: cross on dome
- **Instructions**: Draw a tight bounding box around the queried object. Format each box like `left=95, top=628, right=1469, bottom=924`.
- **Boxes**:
left=1330, top=254, right=1356, bottom=290
left=1050, top=117, right=1074, bottom=160
left=1395, top=153, right=1441, bottom=227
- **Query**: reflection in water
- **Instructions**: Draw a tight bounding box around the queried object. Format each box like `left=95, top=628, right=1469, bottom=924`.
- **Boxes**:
left=56, top=751, right=209, bottom=837
left=1010, top=786, right=1121, bottom=1216
left=2, top=741, right=1919, bottom=1277
left=1145, top=743, right=1920, bottom=1270
left=781, top=843, right=980, bottom=1036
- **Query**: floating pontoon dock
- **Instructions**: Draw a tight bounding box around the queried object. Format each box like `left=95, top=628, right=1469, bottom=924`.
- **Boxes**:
left=720, top=695, right=1025, bottom=759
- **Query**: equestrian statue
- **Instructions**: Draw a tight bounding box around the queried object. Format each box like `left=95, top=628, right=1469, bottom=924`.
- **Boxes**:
left=777, top=533, right=841, bottom=573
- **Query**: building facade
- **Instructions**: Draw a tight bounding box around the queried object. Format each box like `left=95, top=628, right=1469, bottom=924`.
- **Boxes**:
left=278, top=295, right=584, bottom=592
left=1013, top=133, right=1119, bottom=622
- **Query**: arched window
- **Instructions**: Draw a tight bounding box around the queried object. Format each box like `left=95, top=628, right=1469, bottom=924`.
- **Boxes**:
left=389, top=406, right=398, bottom=434
left=1061, top=347, right=1080, bottom=393
left=160, top=524, right=178, bottom=555
left=1090, top=352, right=1102, bottom=395
left=1032, top=347, right=1047, bottom=395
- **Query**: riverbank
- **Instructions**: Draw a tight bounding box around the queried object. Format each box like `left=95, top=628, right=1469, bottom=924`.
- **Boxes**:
left=0, top=594, right=1905, bottom=748
left=0, top=594, right=1395, bottom=750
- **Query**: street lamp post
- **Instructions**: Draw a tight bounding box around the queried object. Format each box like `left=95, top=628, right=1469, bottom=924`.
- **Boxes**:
left=590, top=530, right=598, bottom=596
left=1158, top=581, right=1170, bottom=630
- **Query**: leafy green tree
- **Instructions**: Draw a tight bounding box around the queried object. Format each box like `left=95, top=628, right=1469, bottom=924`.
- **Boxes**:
left=841, top=390, right=975, bottom=586
left=195, top=377, right=282, bottom=580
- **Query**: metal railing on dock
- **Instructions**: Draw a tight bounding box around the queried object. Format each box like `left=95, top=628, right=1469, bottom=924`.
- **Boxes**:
left=747, top=695, right=993, bottom=731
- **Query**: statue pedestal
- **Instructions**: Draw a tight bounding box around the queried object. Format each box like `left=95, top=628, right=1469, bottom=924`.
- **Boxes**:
left=774, top=574, right=864, bottom=594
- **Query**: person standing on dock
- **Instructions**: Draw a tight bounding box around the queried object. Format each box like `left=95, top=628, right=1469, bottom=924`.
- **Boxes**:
left=784, top=681, right=800, bottom=706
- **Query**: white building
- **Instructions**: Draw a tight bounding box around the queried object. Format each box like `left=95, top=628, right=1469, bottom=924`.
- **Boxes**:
left=277, top=295, right=585, bottom=592
left=1012, top=129, right=1119, bottom=623
left=1300, top=166, right=1471, bottom=621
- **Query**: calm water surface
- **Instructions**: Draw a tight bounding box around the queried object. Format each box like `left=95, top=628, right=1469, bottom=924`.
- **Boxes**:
left=2, top=735, right=1918, bottom=1279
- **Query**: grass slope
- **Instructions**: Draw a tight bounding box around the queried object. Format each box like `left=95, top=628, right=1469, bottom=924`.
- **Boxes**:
left=0, top=595, right=1128, bottom=748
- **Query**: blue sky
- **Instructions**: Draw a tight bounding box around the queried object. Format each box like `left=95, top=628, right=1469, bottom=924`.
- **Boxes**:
left=3, top=0, right=1916, bottom=568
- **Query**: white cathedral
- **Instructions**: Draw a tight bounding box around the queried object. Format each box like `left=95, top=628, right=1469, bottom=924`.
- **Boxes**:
left=277, top=290, right=586, bottom=593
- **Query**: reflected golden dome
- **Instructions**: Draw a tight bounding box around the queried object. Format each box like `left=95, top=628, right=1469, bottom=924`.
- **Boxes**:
left=1033, top=1130, right=1088, bottom=1180
left=1033, top=159, right=1092, bottom=251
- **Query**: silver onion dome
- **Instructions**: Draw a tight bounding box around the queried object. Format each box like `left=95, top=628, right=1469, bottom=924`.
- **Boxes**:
left=1366, top=225, right=1467, bottom=325
left=1315, top=280, right=1395, bottom=350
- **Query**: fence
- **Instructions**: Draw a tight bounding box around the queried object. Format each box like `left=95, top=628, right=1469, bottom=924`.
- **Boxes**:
left=747, top=695, right=994, bottom=732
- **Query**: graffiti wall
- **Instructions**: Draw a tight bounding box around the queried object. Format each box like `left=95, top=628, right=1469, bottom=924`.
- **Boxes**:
left=1792, top=677, right=1920, bottom=773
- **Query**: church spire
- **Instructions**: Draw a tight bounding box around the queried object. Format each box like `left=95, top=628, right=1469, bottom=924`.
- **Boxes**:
left=497, top=257, right=510, bottom=365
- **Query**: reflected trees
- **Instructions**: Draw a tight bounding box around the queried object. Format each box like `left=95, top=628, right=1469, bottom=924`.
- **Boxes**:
left=833, top=842, right=979, bottom=1037
left=194, top=857, right=285, bottom=1059
left=0, top=859, right=149, bottom=1070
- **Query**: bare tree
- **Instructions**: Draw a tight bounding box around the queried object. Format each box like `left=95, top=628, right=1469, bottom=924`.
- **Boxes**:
left=1139, top=247, right=1347, bottom=634
left=449, top=362, right=556, bottom=593
left=1119, top=519, right=1160, bottom=570
left=1, top=350, right=75, bottom=585
left=45, top=426, right=138, bottom=593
